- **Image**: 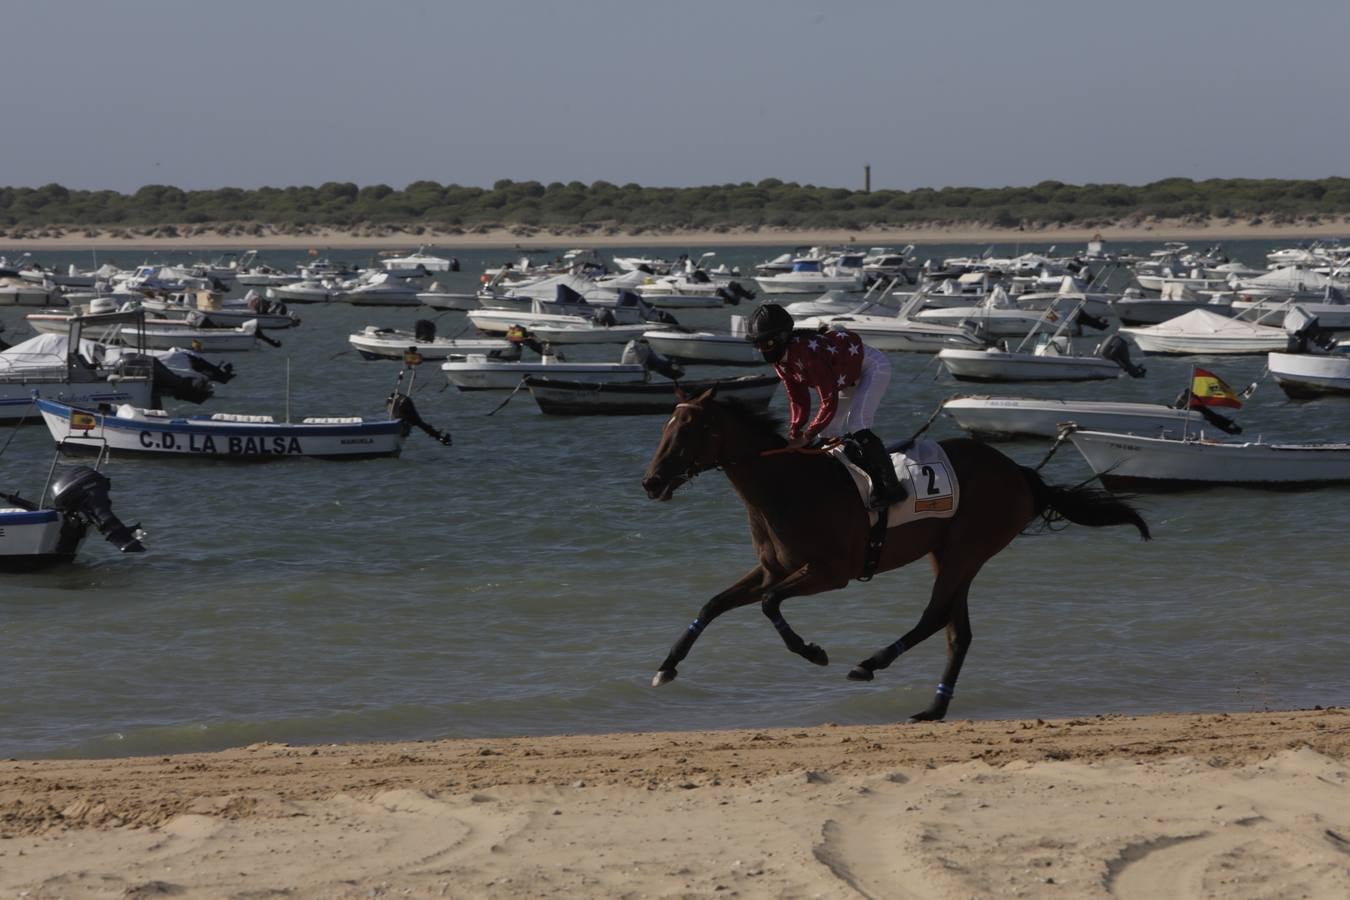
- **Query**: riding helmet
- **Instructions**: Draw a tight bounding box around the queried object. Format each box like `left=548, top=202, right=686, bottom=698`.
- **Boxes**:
left=746, top=303, right=795, bottom=363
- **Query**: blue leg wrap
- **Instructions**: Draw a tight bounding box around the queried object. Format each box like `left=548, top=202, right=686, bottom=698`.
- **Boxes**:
left=687, top=619, right=705, bottom=634
left=936, top=682, right=954, bottom=699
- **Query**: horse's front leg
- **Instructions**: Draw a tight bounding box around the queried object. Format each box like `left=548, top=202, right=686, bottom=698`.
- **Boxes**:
left=761, top=563, right=844, bottom=667
left=652, top=566, right=767, bottom=686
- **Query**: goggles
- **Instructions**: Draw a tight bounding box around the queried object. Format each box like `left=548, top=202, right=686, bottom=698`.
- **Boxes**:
left=751, top=333, right=786, bottom=353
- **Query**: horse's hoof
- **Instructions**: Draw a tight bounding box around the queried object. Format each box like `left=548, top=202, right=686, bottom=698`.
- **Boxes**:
left=909, top=708, right=945, bottom=722
left=802, top=643, right=829, bottom=667
left=846, top=665, right=874, bottom=682
left=652, top=669, right=677, bottom=687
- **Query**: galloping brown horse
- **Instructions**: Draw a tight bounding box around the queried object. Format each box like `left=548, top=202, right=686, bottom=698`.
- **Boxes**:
left=640, top=388, right=1150, bottom=722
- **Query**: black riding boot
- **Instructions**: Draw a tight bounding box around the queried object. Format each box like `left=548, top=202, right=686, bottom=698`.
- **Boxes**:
left=851, top=429, right=907, bottom=511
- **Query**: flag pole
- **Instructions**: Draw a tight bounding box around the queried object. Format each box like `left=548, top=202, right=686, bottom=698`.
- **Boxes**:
left=1182, top=366, right=1196, bottom=441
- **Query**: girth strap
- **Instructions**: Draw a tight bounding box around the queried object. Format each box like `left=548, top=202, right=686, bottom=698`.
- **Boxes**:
left=857, top=505, right=888, bottom=582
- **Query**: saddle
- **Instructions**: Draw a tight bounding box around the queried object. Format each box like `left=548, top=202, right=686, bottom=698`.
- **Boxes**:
left=838, top=429, right=907, bottom=511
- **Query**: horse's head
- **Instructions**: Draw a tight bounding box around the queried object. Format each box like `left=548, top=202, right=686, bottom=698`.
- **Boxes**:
left=642, top=387, right=724, bottom=501
left=642, top=386, right=784, bottom=501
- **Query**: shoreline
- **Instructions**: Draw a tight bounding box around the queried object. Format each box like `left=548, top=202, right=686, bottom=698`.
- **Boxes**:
left=3, top=707, right=1349, bottom=897
left=3, top=218, right=1350, bottom=252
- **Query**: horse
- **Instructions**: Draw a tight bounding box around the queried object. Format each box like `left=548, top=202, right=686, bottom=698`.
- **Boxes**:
left=640, top=387, right=1150, bottom=722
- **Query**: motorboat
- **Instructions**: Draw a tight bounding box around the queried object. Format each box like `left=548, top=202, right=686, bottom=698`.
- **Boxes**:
left=36, top=369, right=452, bottom=459
left=1, top=309, right=161, bottom=424
left=348, top=322, right=511, bottom=361
left=938, top=333, right=1144, bottom=382
left=380, top=246, right=457, bottom=274
left=138, top=289, right=300, bottom=330
left=639, top=315, right=766, bottom=366
left=1118, top=307, right=1297, bottom=355
left=1111, top=283, right=1234, bottom=326
left=753, top=258, right=866, bottom=294
left=524, top=373, right=779, bottom=415
left=1067, top=428, right=1350, bottom=490
left=912, top=285, right=1063, bottom=338
left=416, top=282, right=480, bottom=311
left=797, top=292, right=987, bottom=353
left=1228, top=289, right=1350, bottom=331
left=1, top=447, right=145, bottom=569
left=332, top=271, right=423, bottom=306
left=1267, top=349, right=1350, bottom=399
left=268, top=279, right=335, bottom=304
left=0, top=272, right=54, bottom=306
left=467, top=287, right=677, bottom=337
left=440, top=346, right=649, bottom=391
left=941, top=396, right=1205, bottom=440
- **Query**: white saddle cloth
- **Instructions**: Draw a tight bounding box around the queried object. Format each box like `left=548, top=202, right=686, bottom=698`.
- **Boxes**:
left=828, top=438, right=960, bottom=528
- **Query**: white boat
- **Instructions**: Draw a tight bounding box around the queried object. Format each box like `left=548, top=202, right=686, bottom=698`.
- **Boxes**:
left=938, top=335, right=1139, bottom=382
left=333, top=271, right=423, bottom=306
left=467, top=288, right=674, bottom=337
left=35, top=373, right=452, bottom=459
left=941, top=396, right=1205, bottom=440
left=753, top=259, right=866, bottom=294
left=1, top=450, right=145, bottom=569
left=268, top=279, right=335, bottom=304
left=441, top=349, right=648, bottom=391
left=139, top=289, right=300, bottom=330
left=348, top=324, right=511, bottom=361
left=380, top=246, right=456, bottom=274
left=1, top=310, right=158, bottom=423
left=912, top=285, right=1060, bottom=338
left=525, top=320, right=678, bottom=345
left=1119, top=307, right=1295, bottom=355
left=1111, top=284, right=1234, bottom=326
left=416, top=282, right=480, bottom=311
left=639, top=316, right=766, bottom=366
left=796, top=291, right=987, bottom=353
left=1267, top=350, right=1350, bottom=398
left=1229, top=291, right=1350, bottom=331
left=0, top=273, right=53, bottom=306
left=1068, top=428, right=1350, bottom=490
left=524, top=373, right=779, bottom=416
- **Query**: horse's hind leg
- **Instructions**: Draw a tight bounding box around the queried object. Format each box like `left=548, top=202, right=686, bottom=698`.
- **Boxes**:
left=909, top=585, right=971, bottom=722
left=848, top=565, right=978, bottom=722
left=652, top=566, right=766, bottom=686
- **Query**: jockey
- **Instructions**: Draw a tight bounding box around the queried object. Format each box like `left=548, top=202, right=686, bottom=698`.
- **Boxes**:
left=746, top=303, right=905, bottom=510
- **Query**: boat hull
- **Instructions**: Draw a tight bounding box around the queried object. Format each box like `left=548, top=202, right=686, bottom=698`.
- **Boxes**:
left=941, top=397, right=1203, bottom=440
left=937, top=349, right=1122, bottom=382
left=525, top=374, right=778, bottom=415
left=36, top=400, right=405, bottom=460
left=1267, top=351, right=1350, bottom=398
left=640, top=331, right=765, bottom=366
left=0, top=379, right=155, bottom=425
left=441, top=361, right=646, bottom=391
left=0, top=508, right=84, bottom=570
left=1068, top=429, right=1350, bottom=490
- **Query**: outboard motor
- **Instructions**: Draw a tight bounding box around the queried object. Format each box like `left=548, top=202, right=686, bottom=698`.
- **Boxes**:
left=145, top=357, right=214, bottom=405
left=728, top=281, right=757, bottom=302
left=185, top=353, right=236, bottom=384
left=1096, top=333, right=1147, bottom=378
left=1284, top=306, right=1338, bottom=354
left=49, top=466, right=144, bottom=552
left=1075, top=310, right=1110, bottom=331
left=414, top=319, right=436, bottom=343
left=621, top=339, right=685, bottom=381
left=715, top=286, right=739, bottom=306
left=386, top=392, right=452, bottom=446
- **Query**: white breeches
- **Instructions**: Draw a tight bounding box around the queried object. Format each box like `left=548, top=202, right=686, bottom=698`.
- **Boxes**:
left=821, top=345, right=891, bottom=438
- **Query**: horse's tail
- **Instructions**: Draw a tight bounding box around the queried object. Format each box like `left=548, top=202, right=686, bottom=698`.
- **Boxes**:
left=1019, top=466, right=1151, bottom=541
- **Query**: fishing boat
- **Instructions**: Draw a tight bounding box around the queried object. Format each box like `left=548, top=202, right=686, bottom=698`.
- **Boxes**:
left=1067, top=428, right=1350, bottom=490
left=1267, top=349, right=1350, bottom=398
left=348, top=323, right=511, bottom=361
left=941, top=396, right=1206, bottom=440
left=1118, top=307, right=1295, bottom=355
left=524, top=373, right=779, bottom=415
left=639, top=317, right=766, bottom=366
left=35, top=370, right=452, bottom=460
left=936, top=299, right=1138, bottom=382
left=1, top=446, right=145, bottom=569
left=441, top=349, right=648, bottom=390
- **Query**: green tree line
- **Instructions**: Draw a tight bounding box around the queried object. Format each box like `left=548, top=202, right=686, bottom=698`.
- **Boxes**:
left=2, top=177, right=1348, bottom=231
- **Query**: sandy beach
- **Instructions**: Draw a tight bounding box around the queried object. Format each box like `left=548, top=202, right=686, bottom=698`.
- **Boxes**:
left=2, top=218, right=1349, bottom=252
left=3, top=708, right=1348, bottom=898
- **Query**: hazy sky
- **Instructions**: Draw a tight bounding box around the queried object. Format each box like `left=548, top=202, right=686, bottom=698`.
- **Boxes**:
left=6, top=0, right=1348, bottom=194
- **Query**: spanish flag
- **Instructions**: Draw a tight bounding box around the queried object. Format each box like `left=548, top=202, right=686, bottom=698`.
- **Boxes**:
left=1189, top=367, right=1242, bottom=409
left=70, top=410, right=98, bottom=431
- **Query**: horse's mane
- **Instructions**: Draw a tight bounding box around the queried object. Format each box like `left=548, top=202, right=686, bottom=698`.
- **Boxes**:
left=705, top=396, right=787, bottom=446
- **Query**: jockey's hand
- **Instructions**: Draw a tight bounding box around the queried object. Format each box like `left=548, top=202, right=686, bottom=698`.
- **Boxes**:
left=786, top=434, right=810, bottom=449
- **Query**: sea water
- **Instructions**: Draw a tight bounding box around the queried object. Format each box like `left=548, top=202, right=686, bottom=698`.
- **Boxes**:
left=2, top=239, right=1347, bottom=759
